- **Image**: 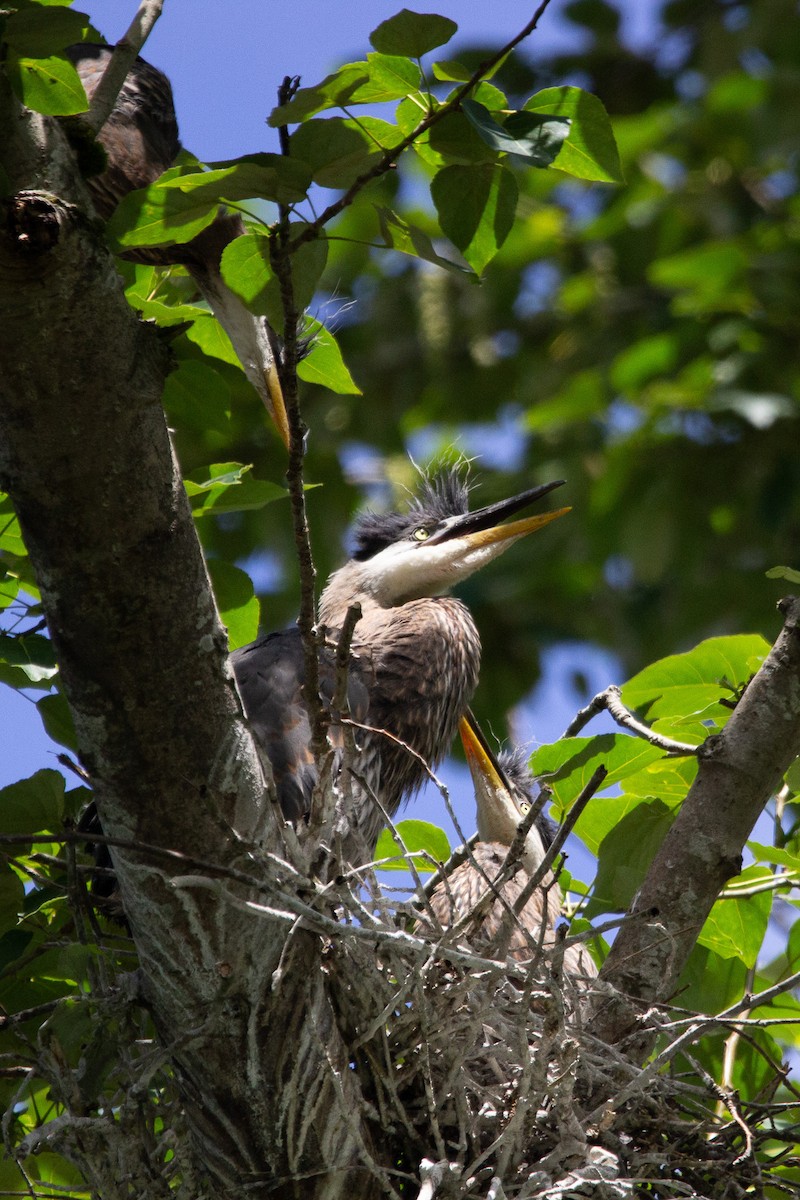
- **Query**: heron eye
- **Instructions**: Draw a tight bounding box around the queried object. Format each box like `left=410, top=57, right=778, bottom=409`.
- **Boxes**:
left=519, top=800, right=531, bottom=815
left=412, top=527, right=430, bottom=542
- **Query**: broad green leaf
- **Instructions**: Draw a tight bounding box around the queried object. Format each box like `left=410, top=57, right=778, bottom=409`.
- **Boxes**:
left=220, top=232, right=273, bottom=313
left=0, top=570, right=20, bottom=610
left=0, top=501, right=26, bottom=556
left=462, top=100, right=570, bottom=168
left=624, top=754, right=697, bottom=801
left=4, top=4, right=88, bottom=54
left=365, top=52, right=422, bottom=101
left=268, top=55, right=421, bottom=125
left=160, top=154, right=312, bottom=205
left=530, top=734, right=663, bottom=819
left=396, top=99, right=496, bottom=167
left=0, top=865, right=24, bottom=923
left=297, top=321, right=362, bottom=395
left=572, top=792, right=653, bottom=856
left=105, top=165, right=218, bottom=250
left=185, top=463, right=287, bottom=516
left=431, top=162, right=517, bottom=274
left=5, top=49, right=87, bottom=115
left=184, top=312, right=241, bottom=366
left=747, top=841, right=800, bottom=872
left=621, top=634, right=770, bottom=723
left=586, top=798, right=675, bottom=916
left=698, top=866, right=772, bottom=965
left=766, top=565, right=800, bottom=584
left=523, top=86, right=623, bottom=182
left=268, top=63, right=373, bottom=124
left=221, top=226, right=328, bottom=326
left=163, top=360, right=232, bottom=434
left=207, top=560, right=260, bottom=650
left=375, top=819, right=451, bottom=871
left=0, top=631, right=56, bottom=689
left=291, top=117, right=404, bottom=188
left=36, top=692, right=77, bottom=749
left=0, top=770, right=65, bottom=835
left=375, top=205, right=474, bottom=277
left=369, top=10, right=457, bottom=57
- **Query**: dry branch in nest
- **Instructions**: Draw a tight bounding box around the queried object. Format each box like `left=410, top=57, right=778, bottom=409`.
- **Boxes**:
left=4, top=831, right=799, bottom=1200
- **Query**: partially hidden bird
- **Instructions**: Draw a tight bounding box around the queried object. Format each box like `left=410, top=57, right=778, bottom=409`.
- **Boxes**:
left=66, top=43, right=289, bottom=447
left=420, top=712, right=597, bottom=982
left=231, top=469, right=570, bottom=860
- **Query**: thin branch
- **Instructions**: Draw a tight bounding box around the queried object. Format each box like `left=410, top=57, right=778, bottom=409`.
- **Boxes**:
left=85, top=1, right=165, bottom=134
left=562, top=684, right=699, bottom=755
left=289, top=0, right=556, bottom=251
left=269, top=75, right=326, bottom=759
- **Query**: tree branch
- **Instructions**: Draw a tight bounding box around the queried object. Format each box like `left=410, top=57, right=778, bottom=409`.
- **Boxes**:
left=85, top=1, right=165, bottom=134
left=589, top=596, right=800, bottom=1056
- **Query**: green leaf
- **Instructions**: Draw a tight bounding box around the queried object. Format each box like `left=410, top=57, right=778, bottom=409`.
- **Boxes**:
left=297, top=321, right=362, bottom=395
left=369, top=10, right=458, bottom=57
left=462, top=100, right=570, bottom=167
left=698, top=866, right=772, bottom=965
left=4, top=4, right=88, bottom=54
left=36, top=692, right=77, bottom=750
left=220, top=226, right=328, bottom=326
left=523, top=86, right=623, bottom=182
left=0, top=569, right=20, bottom=611
left=621, top=634, right=770, bottom=724
left=0, top=631, right=57, bottom=689
left=375, top=819, right=451, bottom=871
left=183, top=313, right=241, bottom=366
left=185, top=463, right=287, bottom=516
left=5, top=49, right=88, bottom=116
left=431, top=162, right=518, bottom=274
left=396, top=99, right=496, bottom=168
left=219, top=232, right=274, bottom=314
left=105, top=165, right=218, bottom=250
left=766, top=565, right=800, bottom=584
left=375, top=205, right=474, bottom=277
left=290, top=117, right=404, bottom=188
left=747, top=841, right=800, bottom=872
left=160, top=154, right=311, bottom=205
left=530, top=734, right=663, bottom=820
left=586, top=798, right=675, bottom=916
left=0, top=770, right=65, bottom=835
left=207, top=561, right=260, bottom=651
left=163, top=360, right=232, bottom=434
left=268, top=56, right=421, bottom=125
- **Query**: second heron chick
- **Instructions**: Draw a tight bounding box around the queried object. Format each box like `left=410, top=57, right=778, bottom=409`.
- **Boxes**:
left=423, top=715, right=597, bottom=982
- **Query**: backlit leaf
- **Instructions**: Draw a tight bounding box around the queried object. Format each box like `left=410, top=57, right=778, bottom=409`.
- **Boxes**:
left=431, top=162, right=517, bottom=274
left=621, top=634, right=770, bottom=722
left=523, top=86, right=623, bottom=182
left=5, top=49, right=87, bottom=116
left=530, top=734, right=663, bottom=820
left=463, top=100, right=570, bottom=168
left=297, top=321, right=362, bottom=395
left=369, top=10, right=458, bottom=58
left=207, top=560, right=260, bottom=650
left=375, top=819, right=451, bottom=871
left=1, top=770, right=65, bottom=835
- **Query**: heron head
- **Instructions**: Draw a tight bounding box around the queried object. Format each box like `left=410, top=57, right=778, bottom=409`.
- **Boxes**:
left=336, top=472, right=569, bottom=608
left=459, top=713, right=548, bottom=875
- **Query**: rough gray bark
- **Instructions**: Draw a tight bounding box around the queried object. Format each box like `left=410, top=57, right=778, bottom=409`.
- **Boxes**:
left=590, top=596, right=800, bottom=1056
left=0, top=80, right=374, bottom=1198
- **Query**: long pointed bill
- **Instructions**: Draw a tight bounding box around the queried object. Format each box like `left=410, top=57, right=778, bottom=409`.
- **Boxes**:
left=427, top=479, right=569, bottom=549
left=264, top=360, right=291, bottom=451
left=458, top=712, right=520, bottom=847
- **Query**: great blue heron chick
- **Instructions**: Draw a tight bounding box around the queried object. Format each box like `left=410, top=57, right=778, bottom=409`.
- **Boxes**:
left=232, top=470, right=570, bottom=858
left=422, top=714, right=596, bottom=981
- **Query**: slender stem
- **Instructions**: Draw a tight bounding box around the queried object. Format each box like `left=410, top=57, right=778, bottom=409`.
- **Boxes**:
left=270, top=76, right=326, bottom=758
left=85, top=0, right=165, bottom=134
left=562, top=684, right=699, bottom=755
